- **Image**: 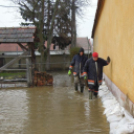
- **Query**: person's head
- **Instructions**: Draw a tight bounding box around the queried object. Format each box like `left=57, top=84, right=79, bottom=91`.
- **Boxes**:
left=79, top=47, right=84, bottom=56
left=92, top=52, right=98, bottom=61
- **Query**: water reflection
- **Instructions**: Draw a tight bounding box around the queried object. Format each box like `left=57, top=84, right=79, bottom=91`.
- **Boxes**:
left=0, top=89, right=28, bottom=133
left=0, top=72, right=109, bottom=134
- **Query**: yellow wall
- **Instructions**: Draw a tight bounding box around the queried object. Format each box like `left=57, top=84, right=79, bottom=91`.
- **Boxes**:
left=93, top=0, right=134, bottom=102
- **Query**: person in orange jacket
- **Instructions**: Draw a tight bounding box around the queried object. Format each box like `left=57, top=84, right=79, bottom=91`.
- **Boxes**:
left=83, top=52, right=110, bottom=98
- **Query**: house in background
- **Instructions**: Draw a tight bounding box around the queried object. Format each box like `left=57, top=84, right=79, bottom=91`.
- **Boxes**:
left=44, top=37, right=91, bottom=54
left=0, top=43, right=27, bottom=68
left=92, top=0, right=134, bottom=114
left=0, top=29, right=92, bottom=70
left=0, top=27, right=36, bottom=70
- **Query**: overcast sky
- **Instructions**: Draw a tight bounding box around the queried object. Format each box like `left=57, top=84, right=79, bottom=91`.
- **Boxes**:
left=0, top=0, right=97, bottom=38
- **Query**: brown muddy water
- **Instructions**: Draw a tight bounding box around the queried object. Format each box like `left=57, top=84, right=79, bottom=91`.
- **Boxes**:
left=0, top=72, right=109, bottom=134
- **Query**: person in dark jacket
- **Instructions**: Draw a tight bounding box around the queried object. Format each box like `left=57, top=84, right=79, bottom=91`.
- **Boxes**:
left=83, top=52, right=110, bottom=98
left=68, top=47, right=88, bottom=93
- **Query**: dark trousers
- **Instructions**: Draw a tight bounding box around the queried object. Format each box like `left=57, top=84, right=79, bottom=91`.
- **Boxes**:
left=74, top=76, right=85, bottom=87
left=74, top=76, right=85, bottom=92
left=88, top=81, right=99, bottom=96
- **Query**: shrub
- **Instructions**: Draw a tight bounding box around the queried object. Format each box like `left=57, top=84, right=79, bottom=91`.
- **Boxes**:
left=69, top=47, right=80, bottom=60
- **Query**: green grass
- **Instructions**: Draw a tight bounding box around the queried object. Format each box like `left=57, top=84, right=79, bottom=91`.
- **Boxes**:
left=0, top=72, right=26, bottom=77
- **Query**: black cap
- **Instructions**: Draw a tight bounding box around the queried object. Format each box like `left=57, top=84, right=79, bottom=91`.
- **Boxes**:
left=79, top=47, right=84, bottom=53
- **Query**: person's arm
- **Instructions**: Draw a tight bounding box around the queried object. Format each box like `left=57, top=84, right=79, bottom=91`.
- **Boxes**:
left=85, top=56, right=88, bottom=63
left=68, top=56, right=76, bottom=75
left=101, top=56, right=111, bottom=66
left=82, top=56, right=88, bottom=71
left=69, top=56, right=75, bottom=70
left=83, top=60, right=89, bottom=77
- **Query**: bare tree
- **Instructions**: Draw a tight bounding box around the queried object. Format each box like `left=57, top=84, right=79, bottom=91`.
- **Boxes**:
left=11, top=0, right=90, bottom=71
left=70, top=0, right=91, bottom=47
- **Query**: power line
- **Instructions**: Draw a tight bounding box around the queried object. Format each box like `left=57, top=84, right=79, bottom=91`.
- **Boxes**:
left=0, top=5, right=19, bottom=8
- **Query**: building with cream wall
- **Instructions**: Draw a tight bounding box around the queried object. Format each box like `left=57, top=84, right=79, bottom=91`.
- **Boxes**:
left=92, top=0, right=134, bottom=114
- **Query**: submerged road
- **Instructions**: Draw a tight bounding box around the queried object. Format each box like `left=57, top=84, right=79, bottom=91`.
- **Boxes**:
left=0, top=72, right=109, bottom=134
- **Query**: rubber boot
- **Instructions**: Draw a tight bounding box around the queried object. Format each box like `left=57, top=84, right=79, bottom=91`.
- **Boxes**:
left=80, top=86, right=84, bottom=93
left=94, top=92, right=98, bottom=98
left=75, top=84, right=78, bottom=91
left=89, top=91, right=93, bottom=99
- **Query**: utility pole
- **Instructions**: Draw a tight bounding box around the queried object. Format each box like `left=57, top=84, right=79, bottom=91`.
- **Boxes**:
left=87, top=37, right=91, bottom=58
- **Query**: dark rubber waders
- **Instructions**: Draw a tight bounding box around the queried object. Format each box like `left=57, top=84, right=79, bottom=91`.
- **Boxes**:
left=89, top=91, right=93, bottom=99
left=75, top=84, right=78, bottom=91
left=80, top=86, right=84, bottom=93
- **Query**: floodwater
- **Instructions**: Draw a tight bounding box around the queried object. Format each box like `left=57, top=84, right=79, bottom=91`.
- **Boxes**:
left=0, top=72, right=109, bottom=134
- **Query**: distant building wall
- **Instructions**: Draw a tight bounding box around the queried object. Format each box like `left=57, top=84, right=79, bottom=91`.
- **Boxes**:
left=1, top=48, right=91, bottom=70
left=3, top=54, right=71, bottom=70
left=4, top=58, right=27, bottom=68
left=36, top=55, right=70, bottom=70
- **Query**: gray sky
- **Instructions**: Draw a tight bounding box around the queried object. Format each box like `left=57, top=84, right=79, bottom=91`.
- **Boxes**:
left=0, top=0, right=97, bottom=38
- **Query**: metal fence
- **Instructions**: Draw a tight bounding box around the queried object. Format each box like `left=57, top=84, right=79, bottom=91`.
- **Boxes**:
left=0, top=61, right=70, bottom=88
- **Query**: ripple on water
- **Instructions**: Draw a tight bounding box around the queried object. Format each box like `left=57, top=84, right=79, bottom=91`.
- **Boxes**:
left=0, top=73, right=109, bottom=134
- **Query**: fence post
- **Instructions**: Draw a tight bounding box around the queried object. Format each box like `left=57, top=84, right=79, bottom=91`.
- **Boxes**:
left=26, top=58, right=32, bottom=87
left=26, top=58, right=29, bottom=86
left=63, top=52, right=66, bottom=70
left=29, top=59, right=32, bottom=86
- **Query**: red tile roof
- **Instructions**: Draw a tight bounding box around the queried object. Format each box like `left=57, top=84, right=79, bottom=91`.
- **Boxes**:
left=45, top=37, right=90, bottom=51
left=76, top=37, right=90, bottom=50
left=0, top=38, right=90, bottom=52
left=0, top=27, right=36, bottom=43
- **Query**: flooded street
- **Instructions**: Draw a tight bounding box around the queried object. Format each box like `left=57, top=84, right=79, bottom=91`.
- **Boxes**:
left=0, top=72, right=109, bottom=134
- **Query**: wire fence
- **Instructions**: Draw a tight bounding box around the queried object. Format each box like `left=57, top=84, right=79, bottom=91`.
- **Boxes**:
left=0, top=62, right=70, bottom=88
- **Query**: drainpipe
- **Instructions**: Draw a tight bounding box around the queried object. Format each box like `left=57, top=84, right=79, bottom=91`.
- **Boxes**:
left=87, top=37, right=91, bottom=58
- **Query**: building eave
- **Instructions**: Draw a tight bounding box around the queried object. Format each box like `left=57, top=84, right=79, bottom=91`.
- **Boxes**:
left=91, top=0, right=105, bottom=38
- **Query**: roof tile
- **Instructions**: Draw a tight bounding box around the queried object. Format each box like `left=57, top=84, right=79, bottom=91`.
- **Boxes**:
left=0, top=27, right=36, bottom=43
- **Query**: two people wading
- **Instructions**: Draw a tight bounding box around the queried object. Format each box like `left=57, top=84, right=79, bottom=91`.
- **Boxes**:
left=68, top=48, right=110, bottom=98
